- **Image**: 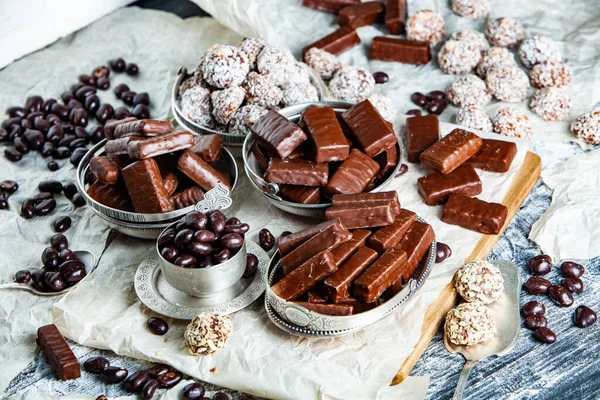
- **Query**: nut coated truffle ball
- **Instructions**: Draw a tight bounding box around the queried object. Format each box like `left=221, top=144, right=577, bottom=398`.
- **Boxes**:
left=228, top=104, right=268, bottom=136
left=451, top=0, right=491, bottom=19
left=367, top=94, right=397, bottom=122
left=476, top=47, right=517, bottom=78
left=406, top=10, right=446, bottom=45
left=201, top=45, right=250, bottom=89
left=210, top=86, right=246, bottom=125
left=238, top=37, right=266, bottom=70
left=243, top=71, right=283, bottom=109
left=304, top=47, right=341, bottom=80
left=455, top=260, right=504, bottom=304
left=529, top=59, right=572, bottom=89
left=529, top=87, right=572, bottom=121
left=447, top=75, right=492, bottom=108
left=329, top=65, right=375, bottom=103
left=518, top=35, right=561, bottom=69
left=452, top=30, right=490, bottom=52
left=445, top=302, right=497, bottom=346
left=180, top=86, right=214, bottom=128
left=257, top=46, right=295, bottom=87
left=485, top=17, right=527, bottom=48
left=485, top=64, right=530, bottom=102
left=438, top=40, right=482, bottom=75
left=493, top=107, right=534, bottom=139
left=184, top=313, right=233, bottom=355
left=456, top=105, right=493, bottom=132
left=571, top=112, right=600, bottom=144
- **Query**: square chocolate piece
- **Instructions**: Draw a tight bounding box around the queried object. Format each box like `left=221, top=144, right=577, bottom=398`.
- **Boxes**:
left=301, top=105, right=349, bottom=163
left=251, top=110, right=307, bottom=159
left=406, top=115, right=440, bottom=163
left=420, top=128, right=482, bottom=174
left=464, top=138, right=517, bottom=173
left=342, top=100, right=397, bottom=157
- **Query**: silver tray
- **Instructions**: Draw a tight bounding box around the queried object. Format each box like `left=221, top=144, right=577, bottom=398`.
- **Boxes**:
left=242, top=101, right=403, bottom=218
left=265, top=216, right=437, bottom=336
left=134, top=241, right=269, bottom=319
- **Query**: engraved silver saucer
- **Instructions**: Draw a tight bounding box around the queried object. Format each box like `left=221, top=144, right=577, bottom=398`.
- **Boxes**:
left=134, top=241, right=268, bottom=319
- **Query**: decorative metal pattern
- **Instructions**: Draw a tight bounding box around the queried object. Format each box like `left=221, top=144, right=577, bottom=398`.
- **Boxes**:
left=195, top=183, right=233, bottom=212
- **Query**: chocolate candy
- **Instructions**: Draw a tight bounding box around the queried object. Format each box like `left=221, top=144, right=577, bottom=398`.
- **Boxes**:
left=84, top=357, right=110, bottom=373
left=368, top=209, right=417, bottom=253
left=522, top=301, right=545, bottom=317
left=122, top=159, right=173, bottom=213
left=525, top=276, right=552, bottom=295
left=266, top=158, right=329, bottom=187
left=528, top=255, right=552, bottom=276
left=302, top=0, right=359, bottom=13
left=295, top=301, right=354, bottom=316
left=244, top=253, right=259, bottom=278
left=170, top=186, right=204, bottom=210
left=155, top=157, right=180, bottom=196
left=128, top=131, right=194, bottom=160
left=59, top=260, right=86, bottom=283
left=104, top=117, right=137, bottom=140
left=338, top=1, right=385, bottom=29
left=105, top=136, right=145, bottom=156
left=53, top=216, right=72, bottom=232
left=301, top=105, right=349, bottom=163
left=525, top=315, right=547, bottom=330
left=417, top=165, right=482, bottom=206
left=277, top=185, right=322, bottom=204
left=370, top=37, right=431, bottom=65
left=51, top=234, right=68, bottom=251
left=259, top=228, right=275, bottom=251
left=574, top=305, right=597, bottom=328
left=324, top=149, right=380, bottom=197
left=425, top=98, right=447, bottom=115
left=342, top=100, right=397, bottom=158
left=373, top=145, right=398, bottom=181
left=87, top=181, right=133, bottom=211
left=421, top=129, right=483, bottom=174
left=110, top=58, right=126, bottom=73
left=278, top=219, right=340, bottom=256
left=301, top=26, right=361, bottom=56
left=354, top=247, right=407, bottom=303
left=548, top=285, right=574, bottom=307
left=464, top=139, right=517, bottom=173
left=36, top=324, right=81, bottom=380
left=251, top=110, right=307, bottom=159
left=90, top=156, right=122, bottom=185
left=15, top=270, right=32, bottom=283
left=189, top=134, right=223, bottom=164
left=114, top=119, right=173, bottom=139
left=326, top=200, right=394, bottom=229
left=126, top=63, right=139, bottom=76
left=330, top=229, right=371, bottom=266
left=534, top=327, right=556, bottom=344
left=323, top=246, right=378, bottom=303
left=251, top=142, right=269, bottom=170
left=183, top=383, right=206, bottom=400
left=561, top=277, right=583, bottom=294
left=307, top=290, right=327, bottom=303
left=561, top=261, right=584, bottom=278
left=435, top=242, right=452, bottom=263
left=177, top=150, right=231, bottom=191
left=271, top=251, right=337, bottom=301
left=373, top=71, right=389, bottom=84
left=123, top=370, right=150, bottom=392
left=146, top=317, right=169, bottom=335
left=441, top=194, right=507, bottom=234
left=385, top=0, right=407, bottom=34
left=103, top=366, right=129, bottom=383
left=332, top=191, right=401, bottom=215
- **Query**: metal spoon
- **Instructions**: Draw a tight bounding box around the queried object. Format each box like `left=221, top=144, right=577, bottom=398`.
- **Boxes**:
left=0, top=250, right=96, bottom=296
left=444, top=260, right=521, bottom=400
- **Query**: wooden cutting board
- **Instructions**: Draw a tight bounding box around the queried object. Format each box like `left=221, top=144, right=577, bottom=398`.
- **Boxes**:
left=391, top=151, right=542, bottom=385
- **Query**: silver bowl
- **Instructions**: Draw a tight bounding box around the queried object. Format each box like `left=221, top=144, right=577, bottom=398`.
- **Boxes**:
left=242, top=101, right=403, bottom=218
left=76, top=139, right=238, bottom=239
left=265, top=216, right=437, bottom=336
left=156, top=218, right=247, bottom=298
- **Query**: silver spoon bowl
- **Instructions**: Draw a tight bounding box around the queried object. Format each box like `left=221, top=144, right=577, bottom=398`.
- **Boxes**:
left=0, top=251, right=96, bottom=296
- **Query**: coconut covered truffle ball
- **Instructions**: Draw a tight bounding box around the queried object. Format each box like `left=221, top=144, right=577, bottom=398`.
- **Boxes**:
left=445, top=302, right=497, bottom=346
left=329, top=65, right=375, bottom=103
left=179, top=75, right=202, bottom=96
left=228, top=104, right=268, bottom=136
left=485, top=17, right=527, bottom=48
left=368, top=94, right=397, bottom=122
left=452, top=30, right=490, bottom=52
left=438, top=40, right=482, bottom=75
left=210, top=86, right=246, bottom=125
left=282, top=82, right=319, bottom=107
left=257, top=46, right=295, bottom=86
left=304, top=47, right=341, bottom=80
left=493, top=107, right=534, bottom=139
left=180, top=85, right=214, bottom=127
left=456, top=260, right=504, bottom=304
left=518, top=36, right=561, bottom=69
left=486, top=64, right=530, bottom=102
left=282, top=63, right=312, bottom=88
left=529, top=88, right=572, bottom=121
left=184, top=313, right=233, bottom=356
left=201, top=45, right=250, bottom=89
left=529, top=59, right=572, bottom=89
left=406, top=10, right=446, bottom=45
left=447, top=75, right=492, bottom=108
left=476, top=47, right=517, bottom=78
left=571, top=112, right=600, bottom=144
left=451, top=0, right=491, bottom=19
left=239, top=37, right=266, bottom=70
left=243, top=71, right=283, bottom=109
left=456, top=105, right=493, bottom=132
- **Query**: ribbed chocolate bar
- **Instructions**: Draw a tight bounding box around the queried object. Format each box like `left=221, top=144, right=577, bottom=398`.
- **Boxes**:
left=325, top=200, right=395, bottom=229
left=294, top=301, right=354, bottom=316
left=105, top=136, right=145, bottom=156
left=406, top=115, right=440, bottom=163
left=36, top=324, right=80, bottom=381
left=265, top=158, right=329, bottom=187
left=170, top=186, right=204, bottom=210
left=272, top=251, right=337, bottom=301
left=114, top=119, right=174, bottom=139
left=90, top=156, right=122, bottom=185
left=104, top=117, right=137, bottom=140
left=342, top=100, right=397, bottom=157
left=323, top=246, right=379, bottom=303
left=128, top=131, right=194, bottom=160
left=420, top=128, right=483, bottom=174
left=177, top=150, right=231, bottom=191
left=442, top=194, right=508, bottom=234
left=301, top=105, right=349, bottom=163
left=368, top=209, right=417, bottom=253
left=122, top=159, right=173, bottom=213
left=331, top=191, right=401, bottom=215
left=189, top=134, right=223, bottom=164
left=324, top=149, right=380, bottom=197
left=338, top=1, right=385, bottom=29
left=370, top=36, right=431, bottom=64
left=278, top=219, right=342, bottom=256
left=417, top=165, right=482, bottom=206
left=385, top=0, right=407, bottom=34
left=464, top=139, right=518, bottom=173
left=353, top=247, right=407, bottom=303
left=374, top=144, right=398, bottom=181
left=302, top=0, right=360, bottom=13
left=251, top=110, right=307, bottom=159
left=330, top=229, right=371, bottom=266
left=278, top=185, right=322, bottom=204
left=302, top=26, right=361, bottom=56
left=87, top=181, right=133, bottom=211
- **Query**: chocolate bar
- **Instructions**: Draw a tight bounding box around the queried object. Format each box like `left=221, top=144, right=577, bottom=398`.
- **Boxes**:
left=338, top=296, right=379, bottom=313
left=353, top=247, right=407, bottom=303
left=301, top=105, right=349, bottom=163
left=420, top=128, right=483, bottom=174
left=104, top=117, right=136, bottom=140
left=294, top=301, right=354, bottom=316
left=330, top=229, right=371, bottom=266
left=114, top=119, right=174, bottom=139
left=251, top=110, right=307, bottom=159
left=87, top=181, right=133, bottom=211
left=374, top=145, right=398, bottom=181
left=307, top=290, right=327, bottom=303
left=338, top=1, right=385, bottom=29
left=331, top=191, right=401, bottom=215
left=342, top=100, right=397, bottom=157
left=386, top=0, right=407, bottom=34
left=271, top=251, right=337, bottom=301
left=302, top=0, right=360, bottom=13
left=170, top=186, right=204, bottom=210
left=324, top=149, right=380, bottom=197
left=278, top=219, right=341, bottom=256
left=177, top=150, right=232, bottom=191
left=301, top=26, right=361, bottom=56
left=368, top=209, right=417, bottom=253
left=36, top=324, right=80, bottom=381
left=265, top=159, right=329, bottom=187
left=280, top=223, right=352, bottom=275
left=90, top=156, right=122, bottom=185
left=155, top=156, right=180, bottom=196
left=417, top=165, right=482, bottom=206
left=122, top=159, right=173, bottom=213
left=251, top=142, right=270, bottom=171
left=278, top=185, right=322, bottom=204
left=325, top=201, right=395, bottom=229
left=323, top=246, right=379, bottom=303
left=406, top=115, right=440, bottom=163
left=105, top=136, right=145, bottom=156
left=370, top=36, right=431, bottom=65
left=128, top=131, right=194, bottom=160
left=464, top=138, right=517, bottom=173
left=441, top=194, right=508, bottom=234
left=189, top=134, right=223, bottom=164
left=283, top=144, right=307, bottom=161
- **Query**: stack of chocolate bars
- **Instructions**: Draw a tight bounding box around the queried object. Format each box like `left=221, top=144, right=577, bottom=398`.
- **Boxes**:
left=407, top=114, right=517, bottom=234
left=86, top=118, right=231, bottom=213
left=270, top=191, right=435, bottom=316
left=251, top=101, right=399, bottom=204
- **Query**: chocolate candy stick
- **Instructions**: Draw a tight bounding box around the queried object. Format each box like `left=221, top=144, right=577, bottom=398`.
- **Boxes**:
left=338, top=296, right=379, bottom=313
left=251, top=142, right=270, bottom=170
left=155, top=156, right=180, bottom=196
left=406, top=115, right=440, bottom=163
left=342, top=100, right=397, bottom=157
left=105, top=136, right=145, bottom=156
left=307, top=290, right=327, bottom=304
left=272, top=251, right=337, bottom=301
left=374, top=145, right=398, bottom=181
left=301, top=105, right=349, bottom=163
left=370, top=37, right=431, bottom=65
left=325, top=200, right=395, bottom=229
left=189, top=134, right=223, bottom=164
left=278, top=185, right=322, bottom=204
left=441, top=194, right=508, bottom=234
left=420, top=128, right=483, bottom=174
left=251, top=110, right=307, bottom=159
left=464, top=138, right=517, bottom=173
left=177, top=150, right=232, bottom=191
left=128, top=131, right=194, bottom=160
left=368, top=209, right=417, bottom=253
left=417, top=165, right=482, bottom=206
left=324, top=246, right=379, bottom=303
left=385, top=0, right=407, bottom=34
left=338, top=1, right=385, bottom=29
left=302, top=26, right=361, bottom=56
left=122, top=159, right=173, bottom=213
left=36, top=324, right=81, bottom=381
left=294, top=301, right=354, bottom=316
left=90, top=156, right=122, bottom=185
left=170, top=186, right=204, bottom=210
left=332, top=191, right=401, bottom=215
left=278, top=219, right=342, bottom=256
left=353, top=247, right=407, bottom=303
left=325, top=149, right=380, bottom=197
left=330, top=228, right=371, bottom=266
left=104, top=117, right=137, bottom=140
left=113, top=119, right=174, bottom=139
left=302, top=0, right=360, bottom=13
left=87, top=181, right=133, bottom=211
left=265, top=159, right=329, bottom=187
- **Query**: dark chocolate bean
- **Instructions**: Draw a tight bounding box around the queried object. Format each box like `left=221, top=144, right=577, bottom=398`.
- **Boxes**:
left=121, top=91, right=136, bottom=105
left=0, top=198, right=7, bottom=210
left=525, top=315, right=547, bottom=330
left=59, top=249, right=78, bottom=263
left=7, top=106, right=27, bottom=118
left=221, top=233, right=244, bottom=250
left=142, top=379, right=159, bottom=399
left=34, top=198, right=56, bottom=216
left=258, top=228, right=275, bottom=251
left=47, top=160, right=60, bottom=171
left=407, top=108, right=423, bottom=116
left=14, top=137, right=30, bottom=153
left=93, top=65, right=110, bottom=79
left=521, top=301, right=545, bottom=317
left=223, top=223, right=250, bottom=235
left=114, top=83, right=130, bottom=98
left=96, top=104, right=114, bottom=124
left=61, top=91, right=74, bottom=104
left=373, top=71, right=389, bottom=84
left=84, top=357, right=110, bottom=373
left=75, top=85, right=96, bottom=101
left=208, top=210, right=226, bottom=234
left=126, top=63, right=139, bottom=76
left=183, top=382, right=206, bottom=400
left=15, top=270, right=32, bottom=283
left=175, top=229, right=195, bottom=247
left=147, top=317, right=169, bottom=335
left=131, top=104, right=150, bottom=119
left=42, top=247, right=59, bottom=269
left=89, top=125, right=105, bottom=143
left=528, top=255, right=552, bottom=276
left=42, top=99, right=57, bottom=114
left=123, top=370, right=149, bottom=392
left=212, top=392, right=228, bottom=400
left=47, top=125, right=65, bottom=144
left=102, top=366, right=129, bottom=383
left=156, top=370, right=181, bottom=388
left=4, top=147, right=23, bottom=162
left=70, top=147, right=88, bottom=167
left=42, top=142, right=55, bottom=157
left=113, top=106, right=131, bottom=120
left=411, top=92, right=427, bottom=107
left=160, top=246, right=179, bottom=261
left=26, top=96, right=43, bottom=113
left=146, top=365, right=169, bottom=379
left=96, top=77, right=110, bottom=90
left=1, top=180, right=18, bottom=193
left=24, top=129, right=45, bottom=150
left=193, top=230, right=216, bottom=243
left=158, top=228, right=176, bottom=247
left=39, top=179, right=63, bottom=193
left=109, top=58, right=126, bottom=73
left=574, top=305, right=597, bottom=328
left=84, top=95, right=100, bottom=114
left=34, top=118, right=49, bottom=132
left=20, top=198, right=35, bottom=218
left=534, top=327, right=556, bottom=344
left=68, top=99, right=84, bottom=110
left=71, top=193, right=86, bottom=207
left=547, top=285, right=574, bottom=307
left=425, top=98, right=447, bottom=115
left=435, top=242, right=452, bottom=263
left=50, top=233, right=69, bottom=251
left=70, top=108, right=89, bottom=127
left=51, top=103, right=70, bottom=120
left=79, top=74, right=96, bottom=86
left=46, top=113, right=62, bottom=126
left=63, top=182, right=78, bottom=199
left=426, top=90, right=446, bottom=101
left=53, top=146, right=71, bottom=159
left=188, top=241, right=214, bottom=256
left=225, top=217, right=241, bottom=226
left=175, top=254, right=196, bottom=268
left=45, top=271, right=67, bottom=292
left=2, top=117, right=21, bottom=130
left=213, top=248, right=231, bottom=264
left=184, top=211, right=208, bottom=230
left=59, top=260, right=86, bottom=283
left=243, top=253, right=258, bottom=278
left=561, top=277, right=583, bottom=294
left=524, top=276, right=552, bottom=295
left=560, top=261, right=584, bottom=279
left=133, top=92, right=150, bottom=106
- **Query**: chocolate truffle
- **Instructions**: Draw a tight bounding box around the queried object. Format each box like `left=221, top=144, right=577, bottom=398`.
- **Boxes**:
left=445, top=302, right=497, bottom=346
left=184, top=313, right=233, bottom=356
left=456, top=260, right=504, bottom=304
